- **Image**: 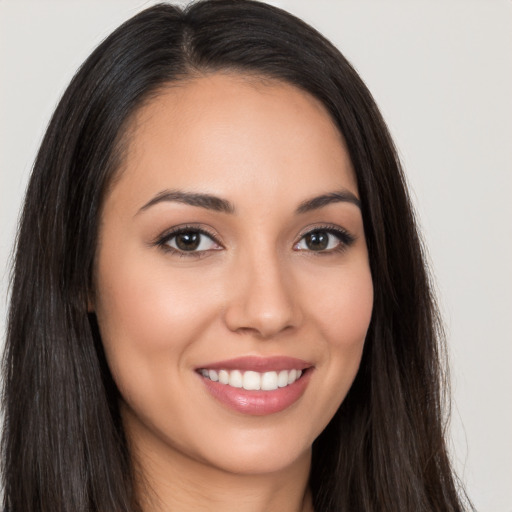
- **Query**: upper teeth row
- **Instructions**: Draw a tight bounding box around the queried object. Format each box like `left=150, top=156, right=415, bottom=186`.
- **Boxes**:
left=199, top=369, right=303, bottom=391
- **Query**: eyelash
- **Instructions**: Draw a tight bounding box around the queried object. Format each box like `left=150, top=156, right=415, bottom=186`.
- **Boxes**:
left=295, top=224, right=356, bottom=254
left=154, top=225, right=222, bottom=258
left=154, top=223, right=356, bottom=258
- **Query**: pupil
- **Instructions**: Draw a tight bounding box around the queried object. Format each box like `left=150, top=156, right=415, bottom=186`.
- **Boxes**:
left=176, top=232, right=200, bottom=251
left=306, top=231, right=328, bottom=251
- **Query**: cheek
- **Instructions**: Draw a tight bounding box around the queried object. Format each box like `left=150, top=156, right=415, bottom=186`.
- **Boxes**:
left=304, top=262, right=373, bottom=417
left=93, top=247, right=219, bottom=382
left=92, top=253, right=225, bottom=439
left=309, top=262, right=373, bottom=351
left=333, top=277, right=373, bottom=346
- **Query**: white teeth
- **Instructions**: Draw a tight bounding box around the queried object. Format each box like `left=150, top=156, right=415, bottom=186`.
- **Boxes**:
left=228, top=369, right=243, bottom=388
left=277, top=370, right=289, bottom=388
left=243, top=371, right=261, bottom=390
left=261, top=371, right=278, bottom=391
left=200, top=368, right=303, bottom=390
left=218, top=369, right=229, bottom=384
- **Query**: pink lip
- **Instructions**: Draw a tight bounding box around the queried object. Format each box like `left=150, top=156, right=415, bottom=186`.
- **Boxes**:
left=196, top=356, right=314, bottom=416
left=196, top=355, right=312, bottom=372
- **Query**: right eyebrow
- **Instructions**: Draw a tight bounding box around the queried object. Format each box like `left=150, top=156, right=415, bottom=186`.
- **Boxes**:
left=295, top=189, right=361, bottom=214
left=137, top=189, right=235, bottom=215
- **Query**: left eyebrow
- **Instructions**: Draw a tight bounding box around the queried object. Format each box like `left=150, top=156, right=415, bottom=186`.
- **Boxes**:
left=295, top=190, right=361, bottom=214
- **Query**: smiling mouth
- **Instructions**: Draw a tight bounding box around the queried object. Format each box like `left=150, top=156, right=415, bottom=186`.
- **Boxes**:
left=195, top=356, right=313, bottom=415
left=198, top=368, right=304, bottom=391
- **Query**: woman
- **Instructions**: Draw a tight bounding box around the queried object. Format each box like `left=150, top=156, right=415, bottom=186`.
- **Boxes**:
left=1, top=1, right=473, bottom=511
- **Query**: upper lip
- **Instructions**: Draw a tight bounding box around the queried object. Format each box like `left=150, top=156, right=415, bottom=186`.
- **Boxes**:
left=196, top=356, right=313, bottom=372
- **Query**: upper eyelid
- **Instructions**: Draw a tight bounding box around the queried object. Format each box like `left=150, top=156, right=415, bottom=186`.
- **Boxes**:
left=296, top=223, right=355, bottom=240
left=155, top=224, right=222, bottom=246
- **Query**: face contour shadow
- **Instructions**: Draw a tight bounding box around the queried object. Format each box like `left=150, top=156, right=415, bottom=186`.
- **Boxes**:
left=93, top=73, right=373, bottom=479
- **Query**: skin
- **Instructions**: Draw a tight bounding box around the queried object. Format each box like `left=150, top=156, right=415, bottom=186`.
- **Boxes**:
left=92, top=73, right=374, bottom=512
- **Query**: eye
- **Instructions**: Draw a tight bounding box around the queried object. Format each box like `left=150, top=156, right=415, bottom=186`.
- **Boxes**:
left=157, top=227, right=222, bottom=255
left=294, top=227, right=355, bottom=253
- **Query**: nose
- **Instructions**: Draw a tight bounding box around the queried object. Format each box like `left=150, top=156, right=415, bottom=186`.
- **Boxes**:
left=223, top=251, right=302, bottom=339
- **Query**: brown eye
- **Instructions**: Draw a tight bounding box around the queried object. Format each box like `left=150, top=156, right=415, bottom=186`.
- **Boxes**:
left=175, top=232, right=201, bottom=251
left=163, top=229, right=221, bottom=253
left=294, top=227, right=355, bottom=253
left=304, top=231, right=329, bottom=251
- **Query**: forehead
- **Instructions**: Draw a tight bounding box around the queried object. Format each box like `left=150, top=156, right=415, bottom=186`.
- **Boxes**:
left=111, top=73, right=358, bottom=210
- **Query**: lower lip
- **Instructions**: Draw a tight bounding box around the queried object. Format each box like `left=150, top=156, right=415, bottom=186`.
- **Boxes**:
left=199, top=370, right=312, bottom=416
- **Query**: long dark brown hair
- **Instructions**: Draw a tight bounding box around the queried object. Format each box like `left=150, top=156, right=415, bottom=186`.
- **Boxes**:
left=2, top=1, right=473, bottom=511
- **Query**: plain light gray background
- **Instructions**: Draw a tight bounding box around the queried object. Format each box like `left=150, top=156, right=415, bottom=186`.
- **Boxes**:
left=1, top=1, right=511, bottom=510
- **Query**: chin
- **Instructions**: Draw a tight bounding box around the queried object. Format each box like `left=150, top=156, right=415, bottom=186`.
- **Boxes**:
left=187, top=423, right=315, bottom=476
left=201, top=442, right=312, bottom=477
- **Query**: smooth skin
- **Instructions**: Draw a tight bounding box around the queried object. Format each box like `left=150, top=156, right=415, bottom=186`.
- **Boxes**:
left=92, top=73, right=374, bottom=512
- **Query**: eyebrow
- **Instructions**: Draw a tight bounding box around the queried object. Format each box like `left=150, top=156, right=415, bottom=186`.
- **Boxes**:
left=295, top=190, right=361, bottom=213
left=138, top=189, right=235, bottom=214
left=137, top=188, right=360, bottom=216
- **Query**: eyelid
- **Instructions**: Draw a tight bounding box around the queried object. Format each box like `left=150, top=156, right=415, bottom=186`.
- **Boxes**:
left=294, top=223, right=356, bottom=252
left=153, top=224, right=224, bottom=255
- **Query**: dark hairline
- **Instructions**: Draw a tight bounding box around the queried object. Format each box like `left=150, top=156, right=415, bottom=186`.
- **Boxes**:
left=106, top=68, right=349, bottom=199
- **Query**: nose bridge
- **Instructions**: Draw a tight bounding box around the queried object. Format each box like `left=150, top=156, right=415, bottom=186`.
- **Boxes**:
left=223, top=241, right=300, bottom=338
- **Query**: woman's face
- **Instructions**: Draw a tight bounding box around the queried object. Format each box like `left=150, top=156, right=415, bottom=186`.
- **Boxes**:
left=93, top=73, right=373, bottom=476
